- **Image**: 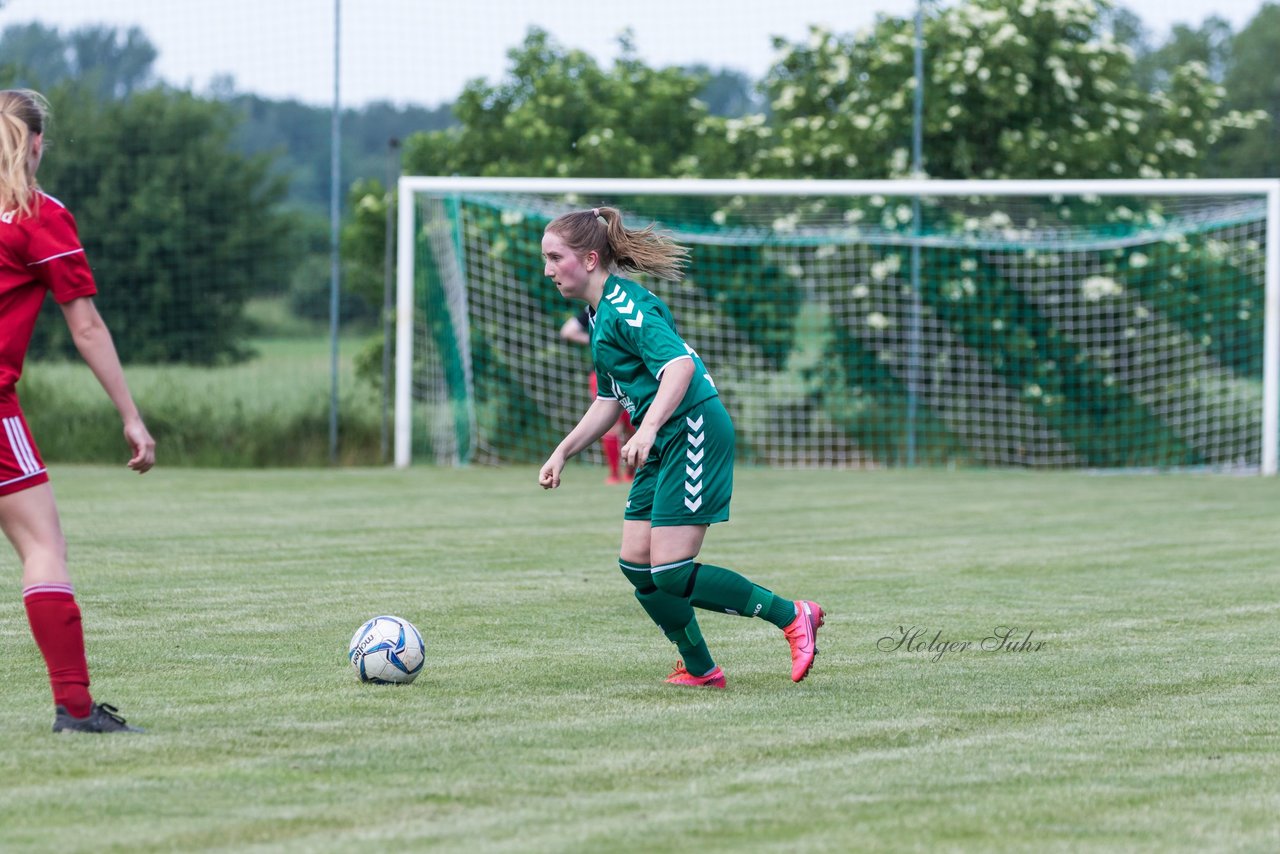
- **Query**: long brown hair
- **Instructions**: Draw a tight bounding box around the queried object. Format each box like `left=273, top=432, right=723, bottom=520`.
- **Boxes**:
left=546, top=206, right=689, bottom=282
left=0, top=89, right=49, bottom=218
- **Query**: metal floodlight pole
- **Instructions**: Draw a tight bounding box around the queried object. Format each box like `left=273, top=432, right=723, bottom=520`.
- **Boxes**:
left=328, top=0, right=342, bottom=464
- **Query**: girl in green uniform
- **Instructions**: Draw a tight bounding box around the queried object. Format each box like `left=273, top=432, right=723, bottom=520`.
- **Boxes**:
left=539, top=206, right=824, bottom=687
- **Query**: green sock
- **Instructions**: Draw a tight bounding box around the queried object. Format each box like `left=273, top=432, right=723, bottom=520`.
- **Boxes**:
left=653, top=559, right=795, bottom=629
left=621, top=560, right=716, bottom=675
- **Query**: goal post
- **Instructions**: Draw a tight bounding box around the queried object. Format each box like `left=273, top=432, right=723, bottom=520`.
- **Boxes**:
left=396, top=176, right=1280, bottom=475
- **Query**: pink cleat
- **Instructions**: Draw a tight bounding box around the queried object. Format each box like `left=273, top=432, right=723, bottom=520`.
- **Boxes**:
left=664, top=661, right=727, bottom=689
left=782, top=600, right=825, bottom=682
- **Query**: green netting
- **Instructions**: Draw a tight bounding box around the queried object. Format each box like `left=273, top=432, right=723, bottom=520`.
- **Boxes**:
left=410, top=191, right=1269, bottom=470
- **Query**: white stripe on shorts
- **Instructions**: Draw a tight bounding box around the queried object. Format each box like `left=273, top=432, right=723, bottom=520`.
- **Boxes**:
left=3, top=416, right=42, bottom=475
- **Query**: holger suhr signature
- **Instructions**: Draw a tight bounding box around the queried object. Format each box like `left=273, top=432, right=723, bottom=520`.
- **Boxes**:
left=877, top=625, right=1046, bottom=662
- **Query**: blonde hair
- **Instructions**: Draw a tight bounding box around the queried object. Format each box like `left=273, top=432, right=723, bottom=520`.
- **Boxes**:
left=0, top=89, right=50, bottom=219
left=546, top=206, right=689, bottom=282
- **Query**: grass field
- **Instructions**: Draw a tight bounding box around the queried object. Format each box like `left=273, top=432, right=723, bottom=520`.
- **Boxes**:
left=0, top=465, right=1277, bottom=852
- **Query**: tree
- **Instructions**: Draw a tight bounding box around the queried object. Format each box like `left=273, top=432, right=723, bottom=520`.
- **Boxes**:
left=403, top=28, right=710, bottom=179
left=0, top=22, right=156, bottom=99
left=1133, top=17, right=1234, bottom=89
left=715, top=0, right=1260, bottom=179
left=33, top=87, right=298, bottom=364
left=684, top=65, right=764, bottom=117
left=1216, top=2, right=1280, bottom=176
left=223, top=90, right=452, bottom=213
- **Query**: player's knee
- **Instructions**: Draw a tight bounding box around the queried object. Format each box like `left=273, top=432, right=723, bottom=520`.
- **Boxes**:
left=651, top=559, right=696, bottom=597
left=618, top=559, right=656, bottom=593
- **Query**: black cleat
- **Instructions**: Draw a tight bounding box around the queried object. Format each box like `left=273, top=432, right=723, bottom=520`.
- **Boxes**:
left=53, top=702, right=144, bottom=734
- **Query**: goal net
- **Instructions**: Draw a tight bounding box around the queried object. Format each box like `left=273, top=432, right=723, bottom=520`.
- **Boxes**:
left=395, top=178, right=1280, bottom=474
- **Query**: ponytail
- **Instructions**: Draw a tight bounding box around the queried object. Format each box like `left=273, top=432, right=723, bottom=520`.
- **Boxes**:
left=0, top=89, right=49, bottom=219
left=546, top=206, right=689, bottom=282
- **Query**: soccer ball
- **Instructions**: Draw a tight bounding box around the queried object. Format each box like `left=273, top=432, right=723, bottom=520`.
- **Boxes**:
left=348, top=615, right=425, bottom=684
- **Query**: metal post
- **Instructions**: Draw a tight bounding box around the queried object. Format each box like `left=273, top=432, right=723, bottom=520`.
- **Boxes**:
left=328, top=0, right=342, bottom=464
left=1262, top=183, right=1279, bottom=475
left=907, top=0, right=925, bottom=467
left=381, top=138, right=401, bottom=464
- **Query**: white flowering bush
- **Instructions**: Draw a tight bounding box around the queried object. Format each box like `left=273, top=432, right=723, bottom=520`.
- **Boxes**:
left=711, top=0, right=1258, bottom=179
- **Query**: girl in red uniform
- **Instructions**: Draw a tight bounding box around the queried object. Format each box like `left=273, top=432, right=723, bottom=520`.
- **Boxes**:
left=0, top=89, right=155, bottom=733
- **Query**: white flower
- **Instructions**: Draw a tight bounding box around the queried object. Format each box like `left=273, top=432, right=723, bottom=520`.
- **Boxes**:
left=1081, top=276, right=1124, bottom=301
left=866, top=312, right=891, bottom=330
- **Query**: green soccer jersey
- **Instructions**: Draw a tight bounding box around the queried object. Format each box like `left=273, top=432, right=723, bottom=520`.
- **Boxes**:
left=589, top=275, right=718, bottom=426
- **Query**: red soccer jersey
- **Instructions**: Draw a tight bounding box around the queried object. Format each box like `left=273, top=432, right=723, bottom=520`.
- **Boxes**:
left=0, top=192, right=97, bottom=409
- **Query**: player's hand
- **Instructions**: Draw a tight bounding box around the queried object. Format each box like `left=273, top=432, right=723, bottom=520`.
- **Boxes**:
left=620, top=426, right=656, bottom=470
left=124, top=417, right=155, bottom=474
left=539, top=454, right=565, bottom=489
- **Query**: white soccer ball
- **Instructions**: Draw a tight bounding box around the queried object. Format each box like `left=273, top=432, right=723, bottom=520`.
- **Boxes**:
left=348, top=615, right=425, bottom=684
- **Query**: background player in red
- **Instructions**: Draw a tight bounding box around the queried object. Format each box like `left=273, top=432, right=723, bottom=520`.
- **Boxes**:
left=0, top=89, right=155, bottom=732
left=560, top=306, right=635, bottom=484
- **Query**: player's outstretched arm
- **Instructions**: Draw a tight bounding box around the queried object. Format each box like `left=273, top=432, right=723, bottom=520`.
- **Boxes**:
left=540, top=398, right=624, bottom=489
left=60, top=296, right=156, bottom=473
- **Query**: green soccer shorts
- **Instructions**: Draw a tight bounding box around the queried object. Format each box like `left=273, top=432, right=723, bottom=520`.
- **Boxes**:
left=624, top=397, right=735, bottom=527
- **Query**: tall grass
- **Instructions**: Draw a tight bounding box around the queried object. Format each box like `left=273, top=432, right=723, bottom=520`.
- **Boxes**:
left=18, top=300, right=385, bottom=466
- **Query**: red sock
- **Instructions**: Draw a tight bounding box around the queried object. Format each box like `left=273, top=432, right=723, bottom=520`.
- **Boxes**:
left=23, top=585, right=93, bottom=717
left=601, top=433, right=621, bottom=477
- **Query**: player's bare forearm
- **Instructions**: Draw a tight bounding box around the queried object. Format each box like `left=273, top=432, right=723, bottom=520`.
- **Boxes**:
left=61, top=298, right=137, bottom=418
left=61, top=297, right=156, bottom=472
left=540, top=399, right=624, bottom=489
left=556, top=398, right=626, bottom=460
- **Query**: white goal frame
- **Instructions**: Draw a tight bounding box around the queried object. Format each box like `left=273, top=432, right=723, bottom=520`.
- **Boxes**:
left=395, top=176, right=1280, bottom=474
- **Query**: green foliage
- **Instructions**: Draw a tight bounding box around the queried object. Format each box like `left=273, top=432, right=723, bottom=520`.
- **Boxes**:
left=1113, top=234, right=1267, bottom=376
left=1217, top=3, right=1280, bottom=177
left=916, top=247, right=1197, bottom=466
left=224, top=93, right=450, bottom=213
left=693, top=243, right=799, bottom=369
left=32, top=88, right=298, bottom=364
left=404, top=28, right=709, bottom=178
left=737, top=0, right=1259, bottom=180
left=340, top=178, right=392, bottom=312
left=0, top=21, right=156, bottom=99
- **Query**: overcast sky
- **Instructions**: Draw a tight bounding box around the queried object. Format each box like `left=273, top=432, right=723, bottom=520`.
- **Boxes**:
left=2, top=0, right=1270, bottom=107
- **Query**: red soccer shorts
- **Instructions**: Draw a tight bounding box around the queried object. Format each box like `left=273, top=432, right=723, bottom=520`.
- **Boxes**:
left=0, top=409, right=49, bottom=495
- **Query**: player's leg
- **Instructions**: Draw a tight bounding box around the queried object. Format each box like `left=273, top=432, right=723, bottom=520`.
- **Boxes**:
left=649, top=525, right=797, bottom=628
left=620, top=477, right=718, bottom=684
left=0, top=481, right=95, bottom=717
left=647, top=399, right=824, bottom=681
left=0, top=420, right=140, bottom=731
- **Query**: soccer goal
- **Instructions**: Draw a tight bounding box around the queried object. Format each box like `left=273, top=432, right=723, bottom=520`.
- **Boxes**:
left=395, top=177, right=1280, bottom=475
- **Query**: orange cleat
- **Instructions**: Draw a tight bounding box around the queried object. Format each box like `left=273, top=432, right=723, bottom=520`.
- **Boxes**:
left=664, top=661, right=726, bottom=688
left=782, top=600, right=825, bottom=682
